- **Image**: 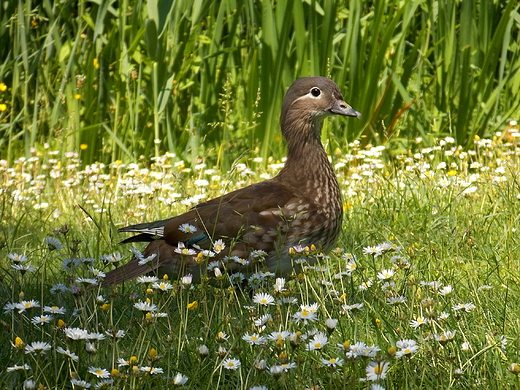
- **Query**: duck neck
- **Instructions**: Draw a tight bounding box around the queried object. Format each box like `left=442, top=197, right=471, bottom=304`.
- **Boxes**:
left=276, top=118, right=341, bottom=211
left=282, top=134, right=332, bottom=180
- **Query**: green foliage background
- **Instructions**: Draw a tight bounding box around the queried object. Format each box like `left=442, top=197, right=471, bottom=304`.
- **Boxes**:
left=1, top=0, right=519, bottom=167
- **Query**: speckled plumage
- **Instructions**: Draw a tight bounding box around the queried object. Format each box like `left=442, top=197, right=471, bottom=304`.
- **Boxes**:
left=103, top=76, right=361, bottom=286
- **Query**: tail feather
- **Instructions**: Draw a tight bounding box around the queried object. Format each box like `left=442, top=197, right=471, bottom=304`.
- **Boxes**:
left=119, top=217, right=175, bottom=234
left=102, top=259, right=153, bottom=286
left=117, top=219, right=174, bottom=244
left=119, top=234, right=158, bottom=244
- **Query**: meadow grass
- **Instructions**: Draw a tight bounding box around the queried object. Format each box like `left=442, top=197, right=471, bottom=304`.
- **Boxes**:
left=2, top=128, right=520, bottom=389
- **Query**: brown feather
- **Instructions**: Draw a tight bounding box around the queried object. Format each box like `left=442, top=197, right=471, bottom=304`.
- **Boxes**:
left=103, top=76, right=361, bottom=286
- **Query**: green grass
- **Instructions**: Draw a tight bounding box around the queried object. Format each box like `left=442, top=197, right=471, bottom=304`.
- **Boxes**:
left=2, top=1, right=520, bottom=388
left=1, top=0, right=519, bottom=168
left=1, top=133, right=520, bottom=389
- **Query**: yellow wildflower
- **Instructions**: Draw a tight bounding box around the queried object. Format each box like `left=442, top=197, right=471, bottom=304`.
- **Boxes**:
left=149, top=348, right=157, bottom=360
left=13, top=337, right=24, bottom=350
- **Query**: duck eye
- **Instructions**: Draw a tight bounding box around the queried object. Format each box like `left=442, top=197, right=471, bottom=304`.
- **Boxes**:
left=310, top=87, right=321, bottom=97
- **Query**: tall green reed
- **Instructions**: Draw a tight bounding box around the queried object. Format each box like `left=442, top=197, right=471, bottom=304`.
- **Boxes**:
left=0, top=0, right=519, bottom=168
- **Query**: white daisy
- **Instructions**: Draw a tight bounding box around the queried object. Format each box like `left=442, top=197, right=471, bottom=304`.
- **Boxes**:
left=100, top=252, right=122, bottom=264
left=6, top=364, right=31, bottom=371
left=274, top=277, right=286, bottom=292
left=174, top=242, right=196, bottom=256
left=31, top=315, right=53, bottom=325
left=140, top=366, right=164, bottom=374
left=395, top=339, right=419, bottom=357
left=87, top=332, right=106, bottom=341
left=45, top=236, right=63, bottom=250
left=410, top=317, right=428, bottom=328
left=12, top=264, right=36, bottom=273
left=306, top=332, right=328, bottom=351
left=44, top=305, right=66, bottom=314
left=242, top=333, right=267, bottom=345
left=134, top=301, right=158, bottom=312
left=346, top=342, right=381, bottom=359
left=8, top=253, right=28, bottom=262
left=321, top=357, right=344, bottom=367
left=229, top=272, right=245, bottom=285
left=253, top=293, right=275, bottom=306
left=89, top=267, right=106, bottom=279
left=377, top=268, right=395, bottom=280
left=15, top=300, right=40, bottom=313
left=365, top=360, right=389, bottom=381
left=362, top=246, right=381, bottom=256
left=178, top=223, right=198, bottom=233
left=75, top=277, right=98, bottom=286
left=268, top=330, right=291, bottom=341
left=386, top=296, right=407, bottom=304
left=105, top=329, right=126, bottom=339
left=222, top=358, right=241, bottom=370
left=254, top=314, right=272, bottom=327
left=172, top=372, right=189, bottom=385
left=88, top=367, right=110, bottom=378
left=293, top=308, right=318, bottom=324
left=137, top=253, right=157, bottom=266
left=438, top=285, right=453, bottom=295
left=64, top=327, right=90, bottom=340
left=152, top=281, right=174, bottom=291
left=216, top=331, right=230, bottom=342
left=136, top=276, right=159, bottom=283
left=56, top=347, right=79, bottom=361
left=359, top=279, right=373, bottom=290
left=342, top=303, right=364, bottom=312
left=70, top=378, right=91, bottom=388
left=181, top=274, right=193, bottom=285
left=326, top=318, right=338, bottom=330
left=25, top=341, right=52, bottom=354
left=213, top=239, right=226, bottom=253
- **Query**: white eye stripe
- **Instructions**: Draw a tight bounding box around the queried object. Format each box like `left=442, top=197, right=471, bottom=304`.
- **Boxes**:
left=291, top=87, right=325, bottom=106
left=294, top=88, right=322, bottom=101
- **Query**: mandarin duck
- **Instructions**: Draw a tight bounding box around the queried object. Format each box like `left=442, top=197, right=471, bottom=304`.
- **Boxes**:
left=103, top=76, right=361, bottom=286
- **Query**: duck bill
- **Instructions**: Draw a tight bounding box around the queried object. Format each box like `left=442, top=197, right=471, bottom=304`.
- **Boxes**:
left=331, top=100, right=362, bottom=119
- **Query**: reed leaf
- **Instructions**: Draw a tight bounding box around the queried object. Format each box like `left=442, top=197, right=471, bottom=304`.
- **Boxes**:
left=0, top=0, right=518, bottom=167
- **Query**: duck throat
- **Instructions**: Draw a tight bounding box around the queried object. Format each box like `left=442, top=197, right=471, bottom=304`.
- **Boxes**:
left=277, top=120, right=342, bottom=217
